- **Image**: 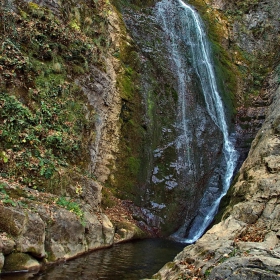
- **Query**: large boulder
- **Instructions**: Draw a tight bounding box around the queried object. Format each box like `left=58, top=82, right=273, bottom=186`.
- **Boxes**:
left=0, top=206, right=45, bottom=258
left=36, top=205, right=114, bottom=261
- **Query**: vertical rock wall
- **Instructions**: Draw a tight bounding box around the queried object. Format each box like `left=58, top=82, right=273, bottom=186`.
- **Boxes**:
left=151, top=0, right=280, bottom=278
left=112, top=2, right=231, bottom=236
left=152, top=72, right=280, bottom=280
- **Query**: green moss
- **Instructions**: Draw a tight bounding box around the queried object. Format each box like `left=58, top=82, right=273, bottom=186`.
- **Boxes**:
left=101, top=188, right=116, bottom=209
left=166, top=261, right=176, bottom=269
left=104, top=20, right=146, bottom=201
left=127, top=157, right=140, bottom=176
left=3, top=253, right=38, bottom=272
left=112, top=0, right=156, bottom=11
left=205, top=267, right=213, bottom=277
left=118, top=74, right=134, bottom=100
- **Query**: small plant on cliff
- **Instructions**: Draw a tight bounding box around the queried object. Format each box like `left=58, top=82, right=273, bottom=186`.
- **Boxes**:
left=56, top=196, right=85, bottom=225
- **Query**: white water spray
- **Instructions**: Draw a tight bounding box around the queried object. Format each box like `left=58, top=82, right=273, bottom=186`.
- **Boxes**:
left=155, top=0, right=238, bottom=243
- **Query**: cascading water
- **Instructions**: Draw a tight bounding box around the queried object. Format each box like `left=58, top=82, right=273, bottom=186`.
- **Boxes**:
left=155, top=0, right=238, bottom=243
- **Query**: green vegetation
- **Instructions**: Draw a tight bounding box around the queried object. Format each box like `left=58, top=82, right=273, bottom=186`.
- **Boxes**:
left=112, top=0, right=156, bottom=11
left=0, top=0, right=109, bottom=191
left=187, top=0, right=238, bottom=117
left=56, top=196, right=84, bottom=224
left=104, top=12, right=146, bottom=201
left=0, top=182, right=16, bottom=206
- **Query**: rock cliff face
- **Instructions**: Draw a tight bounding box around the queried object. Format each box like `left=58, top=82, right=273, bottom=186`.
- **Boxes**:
left=1, top=0, right=280, bottom=275
left=111, top=0, right=236, bottom=237
left=151, top=0, right=280, bottom=278
left=152, top=73, right=280, bottom=279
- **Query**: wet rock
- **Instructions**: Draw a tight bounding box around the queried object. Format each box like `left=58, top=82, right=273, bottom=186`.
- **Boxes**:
left=153, top=75, right=280, bottom=280
left=117, top=0, right=225, bottom=236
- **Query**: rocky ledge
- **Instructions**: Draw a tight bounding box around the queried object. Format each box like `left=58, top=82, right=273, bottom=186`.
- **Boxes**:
left=0, top=179, right=114, bottom=273
left=0, top=178, right=146, bottom=273
left=152, top=75, right=280, bottom=279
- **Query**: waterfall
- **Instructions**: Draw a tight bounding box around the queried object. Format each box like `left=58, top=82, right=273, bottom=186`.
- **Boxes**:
left=155, top=0, right=238, bottom=243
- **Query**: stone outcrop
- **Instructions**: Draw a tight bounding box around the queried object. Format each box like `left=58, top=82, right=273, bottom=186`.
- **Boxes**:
left=0, top=181, right=115, bottom=272
left=152, top=75, right=280, bottom=279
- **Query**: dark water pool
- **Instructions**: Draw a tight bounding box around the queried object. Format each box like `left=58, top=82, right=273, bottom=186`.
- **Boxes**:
left=1, top=239, right=185, bottom=280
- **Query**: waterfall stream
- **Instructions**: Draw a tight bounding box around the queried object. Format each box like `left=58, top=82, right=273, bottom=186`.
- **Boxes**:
left=155, top=0, right=238, bottom=243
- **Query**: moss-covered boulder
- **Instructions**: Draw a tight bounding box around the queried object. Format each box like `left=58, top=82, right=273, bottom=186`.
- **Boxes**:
left=2, top=253, right=40, bottom=272
left=113, top=221, right=146, bottom=243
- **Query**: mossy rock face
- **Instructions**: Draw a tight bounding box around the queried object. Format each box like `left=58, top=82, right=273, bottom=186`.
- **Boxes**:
left=3, top=253, right=40, bottom=272
left=114, top=221, right=146, bottom=242
left=109, top=3, right=226, bottom=236
left=0, top=0, right=109, bottom=192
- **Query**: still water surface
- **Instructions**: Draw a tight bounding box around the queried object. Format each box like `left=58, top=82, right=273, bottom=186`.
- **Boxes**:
left=1, top=239, right=185, bottom=280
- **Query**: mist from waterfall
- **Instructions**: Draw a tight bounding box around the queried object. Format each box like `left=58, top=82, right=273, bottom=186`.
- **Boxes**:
left=155, top=0, right=238, bottom=243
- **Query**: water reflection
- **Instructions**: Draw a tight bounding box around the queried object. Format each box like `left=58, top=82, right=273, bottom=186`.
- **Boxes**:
left=1, top=239, right=185, bottom=280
